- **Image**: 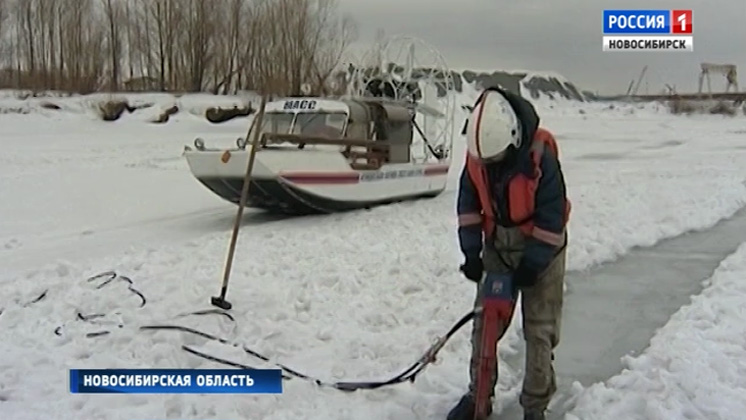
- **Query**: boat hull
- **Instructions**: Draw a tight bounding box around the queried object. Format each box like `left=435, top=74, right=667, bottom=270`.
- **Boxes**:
left=184, top=136, right=451, bottom=215
left=194, top=176, right=445, bottom=214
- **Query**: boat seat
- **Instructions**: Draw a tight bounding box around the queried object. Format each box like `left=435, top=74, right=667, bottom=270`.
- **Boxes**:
left=386, top=122, right=413, bottom=164
left=348, top=150, right=385, bottom=170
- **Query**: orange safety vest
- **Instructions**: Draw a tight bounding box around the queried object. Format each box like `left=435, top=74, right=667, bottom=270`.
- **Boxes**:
left=465, top=127, right=571, bottom=245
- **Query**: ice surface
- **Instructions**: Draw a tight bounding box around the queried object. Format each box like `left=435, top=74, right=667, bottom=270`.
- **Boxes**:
left=564, top=240, right=746, bottom=420
left=1, top=92, right=746, bottom=419
left=558, top=208, right=746, bottom=388
left=497, top=207, right=746, bottom=420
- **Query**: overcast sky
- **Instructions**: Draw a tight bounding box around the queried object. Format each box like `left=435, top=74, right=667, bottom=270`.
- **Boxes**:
left=338, top=0, right=746, bottom=95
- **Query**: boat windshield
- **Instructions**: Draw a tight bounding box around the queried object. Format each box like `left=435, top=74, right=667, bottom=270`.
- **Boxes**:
left=259, top=112, right=294, bottom=136
left=259, top=111, right=347, bottom=139
left=292, top=112, right=346, bottom=138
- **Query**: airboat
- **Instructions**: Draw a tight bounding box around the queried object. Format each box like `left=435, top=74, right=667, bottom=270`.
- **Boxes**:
left=183, top=36, right=457, bottom=214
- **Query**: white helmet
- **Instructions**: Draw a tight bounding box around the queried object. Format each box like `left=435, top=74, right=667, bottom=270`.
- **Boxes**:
left=466, top=89, right=522, bottom=161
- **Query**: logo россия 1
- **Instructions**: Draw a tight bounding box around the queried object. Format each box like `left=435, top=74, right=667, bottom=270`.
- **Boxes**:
left=602, top=9, right=693, bottom=52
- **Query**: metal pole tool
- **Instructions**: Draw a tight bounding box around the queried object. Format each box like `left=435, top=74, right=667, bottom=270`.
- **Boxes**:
left=211, top=95, right=268, bottom=310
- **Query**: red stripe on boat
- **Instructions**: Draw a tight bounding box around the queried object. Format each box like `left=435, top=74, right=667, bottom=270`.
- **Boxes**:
left=424, top=164, right=450, bottom=176
left=280, top=164, right=449, bottom=185
left=279, top=172, right=361, bottom=185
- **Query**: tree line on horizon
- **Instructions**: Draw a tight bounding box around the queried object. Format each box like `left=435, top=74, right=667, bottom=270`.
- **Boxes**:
left=0, top=0, right=358, bottom=96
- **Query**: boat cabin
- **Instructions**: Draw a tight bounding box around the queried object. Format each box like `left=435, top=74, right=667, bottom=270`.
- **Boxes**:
left=258, top=97, right=416, bottom=168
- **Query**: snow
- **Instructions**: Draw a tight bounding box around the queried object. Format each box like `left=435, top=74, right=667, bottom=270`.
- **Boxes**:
left=0, top=89, right=257, bottom=121
left=448, top=67, right=588, bottom=102
left=448, top=67, right=571, bottom=82
left=0, top=89, right=746, bottom=419
left=564, top=241, right=746, bottom=420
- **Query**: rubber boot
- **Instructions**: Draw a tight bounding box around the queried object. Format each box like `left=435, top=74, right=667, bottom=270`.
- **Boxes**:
left=446, top=394, right=493, bottom=420
left=524, top=411, right=545, bottom=420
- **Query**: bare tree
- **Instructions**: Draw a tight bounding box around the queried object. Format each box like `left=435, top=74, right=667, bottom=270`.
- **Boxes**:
left=249, top=0, right=357, bottom=96
left=183, top=0, right=214, bottom=91
left=210, top=0, right=245, bottom=94
left=0, top=0, right=4, bottom=36
left=305, top=0, right=358, bottom=95
left=17, top=0, right=35, bottom=77
left=102, top=0, right=122, bottom=90
left=0, top=0, right=6, bottom=66
left=0, top=0, right=358, bottom=94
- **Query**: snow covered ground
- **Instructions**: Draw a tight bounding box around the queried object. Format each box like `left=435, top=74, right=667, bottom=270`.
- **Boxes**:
left=1, top=89, right=746, bottom=419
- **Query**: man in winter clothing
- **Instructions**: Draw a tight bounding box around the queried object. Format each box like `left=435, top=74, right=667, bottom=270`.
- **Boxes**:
left=448, top=87, right=570, bottom=420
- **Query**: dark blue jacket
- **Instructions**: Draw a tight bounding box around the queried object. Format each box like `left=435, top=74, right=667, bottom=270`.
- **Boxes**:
left=457, top=88, right=568, bottom=275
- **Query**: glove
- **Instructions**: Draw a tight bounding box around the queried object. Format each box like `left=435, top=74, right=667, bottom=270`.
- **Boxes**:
left=513, top=261, right=540, bottom=289
left=459, top=256, right=483, bottom=282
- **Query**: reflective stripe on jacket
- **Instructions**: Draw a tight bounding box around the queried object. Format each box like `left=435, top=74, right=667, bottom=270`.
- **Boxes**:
left=457, top=128, right=570, bottom=274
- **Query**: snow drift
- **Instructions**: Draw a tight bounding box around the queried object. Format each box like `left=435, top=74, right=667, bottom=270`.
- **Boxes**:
left=341, top=65, right=590, bottom=102
left=0, top=64, right=591, bottom=123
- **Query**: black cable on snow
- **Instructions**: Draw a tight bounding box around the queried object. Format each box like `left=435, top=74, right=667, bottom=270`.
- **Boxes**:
left=27, top=290, right=49, bottom=304
left=87, top=271, right=146, bottom=307
left=0, top=289, right=49, bottom=317
left=6, top=271, right=475, bottom=392
left=49, top=271, right=146, bottom=336
left=181, top=345, right=294, bottom=379
left=138, top=308, right=475, bottom=392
